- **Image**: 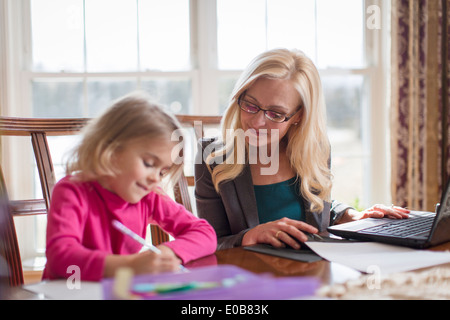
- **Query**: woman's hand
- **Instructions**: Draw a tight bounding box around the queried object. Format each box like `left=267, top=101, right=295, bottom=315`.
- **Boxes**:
left=241, top=217, right=318, bottom=250
left=338, top=205, right=410, bottom=224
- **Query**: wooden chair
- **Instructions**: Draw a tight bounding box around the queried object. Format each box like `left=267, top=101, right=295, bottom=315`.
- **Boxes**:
left=153, top=115, right=222, bottom=244
left=0, top=115, right=221, bottom=282
left=171, top=115, right=221, bottom=207
left=0, top=167, right=23, bottom=287
left=0, top=117, right=90, bottom=286
left=0, top=117, right=89, bottom=216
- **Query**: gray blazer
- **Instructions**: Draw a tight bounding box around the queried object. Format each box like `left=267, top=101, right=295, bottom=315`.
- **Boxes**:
left=194, top=138, right=352, bottom=250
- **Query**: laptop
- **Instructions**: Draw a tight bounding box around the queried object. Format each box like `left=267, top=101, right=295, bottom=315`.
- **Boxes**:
left=327, top=180, right=450, bottom=249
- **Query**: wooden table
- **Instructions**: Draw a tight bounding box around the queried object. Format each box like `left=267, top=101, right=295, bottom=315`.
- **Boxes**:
left=186, top=241, right=450, bottom=286
left=8, top=241, right=450, bottom=300
left=186, top=246, right=359, bottom=286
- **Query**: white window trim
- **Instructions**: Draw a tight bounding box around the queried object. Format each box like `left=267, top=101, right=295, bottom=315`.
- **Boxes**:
left=365, top=0, right=392, bottom=205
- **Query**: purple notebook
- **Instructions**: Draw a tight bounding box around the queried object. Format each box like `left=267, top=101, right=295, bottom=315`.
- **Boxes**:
left=102, top=264, right=319, bottom=300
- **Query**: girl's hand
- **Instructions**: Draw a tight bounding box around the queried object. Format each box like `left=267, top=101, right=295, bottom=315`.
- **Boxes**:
left=241, top=217, right=318, bottom=250
left=104, top=246, right=183, bottom=278
left=338, top=205, right=410, bottom=224
left=128, top=245, right=182, bottom=275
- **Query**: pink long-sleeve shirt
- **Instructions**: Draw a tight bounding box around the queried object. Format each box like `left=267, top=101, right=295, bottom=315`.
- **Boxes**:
left=43, top=176, right=217, bottom=281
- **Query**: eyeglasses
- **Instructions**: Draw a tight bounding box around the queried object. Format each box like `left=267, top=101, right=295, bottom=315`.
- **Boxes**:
left=238, top=95, right=300, bottom=123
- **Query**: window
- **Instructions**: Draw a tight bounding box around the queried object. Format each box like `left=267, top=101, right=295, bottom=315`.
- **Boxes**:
left=1, top=0, right=390, bottom=264
left=29, top=0, right=192, bottom=118
left=215, top=0, right=385, bottom=208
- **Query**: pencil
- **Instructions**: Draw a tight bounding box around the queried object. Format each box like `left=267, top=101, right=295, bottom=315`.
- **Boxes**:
left=112, top=220, right=189, bottom=272
left=112, top=219, right=161, bottom=254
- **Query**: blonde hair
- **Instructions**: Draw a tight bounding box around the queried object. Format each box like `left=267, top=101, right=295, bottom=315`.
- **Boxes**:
left=207, top=48, right=332, bottom=212
left=66, top=92, right=184, bottom=188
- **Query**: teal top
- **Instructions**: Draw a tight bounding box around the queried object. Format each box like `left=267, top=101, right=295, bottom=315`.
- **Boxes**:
left=253, top=177, right=305, bottom=224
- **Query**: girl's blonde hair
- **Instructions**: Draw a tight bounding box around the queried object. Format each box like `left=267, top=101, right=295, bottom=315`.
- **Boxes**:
left=66, top=92, right=184, bottom=187
left=207, top=48, right=332, bottom=212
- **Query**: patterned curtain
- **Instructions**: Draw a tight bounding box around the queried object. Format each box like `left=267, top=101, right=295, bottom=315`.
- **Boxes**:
left=391, top=0, right=450, bottom=211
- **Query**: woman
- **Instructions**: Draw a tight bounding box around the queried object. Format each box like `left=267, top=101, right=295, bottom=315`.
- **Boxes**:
left=195, top=48, right=409, bottom=250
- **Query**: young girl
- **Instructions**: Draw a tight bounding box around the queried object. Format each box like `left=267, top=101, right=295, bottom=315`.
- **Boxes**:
left=43, top=92, right=217, bottom=281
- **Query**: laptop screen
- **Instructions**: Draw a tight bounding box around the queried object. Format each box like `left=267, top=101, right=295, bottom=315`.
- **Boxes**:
left=429, top=180, right=450, bottom=246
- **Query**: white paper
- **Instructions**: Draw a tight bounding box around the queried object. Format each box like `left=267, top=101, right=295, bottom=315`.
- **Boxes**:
left=24, top=280, right=102, bottom=300
left=306, top=241, right=450, bottom=274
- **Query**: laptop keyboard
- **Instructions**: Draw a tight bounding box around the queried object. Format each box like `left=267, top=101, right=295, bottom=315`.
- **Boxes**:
left=362, top=216, right=435, bottom=238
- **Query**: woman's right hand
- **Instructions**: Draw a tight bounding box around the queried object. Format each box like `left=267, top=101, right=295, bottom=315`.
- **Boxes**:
left=241, top=217, right=319, bottom=250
